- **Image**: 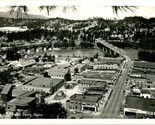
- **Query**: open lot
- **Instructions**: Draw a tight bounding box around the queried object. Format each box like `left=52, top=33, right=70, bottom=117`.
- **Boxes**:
left=45, top=85, right=83, bottom=106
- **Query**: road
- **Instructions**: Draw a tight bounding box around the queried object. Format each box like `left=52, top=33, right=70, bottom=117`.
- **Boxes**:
left=95, top=56, right=132, bottom=118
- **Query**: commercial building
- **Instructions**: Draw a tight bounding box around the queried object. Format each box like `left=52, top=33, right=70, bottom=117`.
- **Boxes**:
left=85, top=82, right=107, bottom=95
left=93, top=62, right=119, bottom=70
left=0, top=84, right=14, bottom=107
left=22, top=77, right=64, bottom=94
left=133, top=61, right=155, bottom=73
left=70, top=64, right=87, bottom=73
left=84, top=72, right=114, bottom=84
left=66, top=94, right=101, bottom=112
left=79, top=79, right=107, bottom=89
left=46, top=67, right=69, bottom=79
left=128, top=74, right=155, bottom=89
left=8, top=60, right=36, bottom=70
left=7, top=96, right=36, bottom=112
left=128, top=74, right=148, bottom=88
left=99, top=57, right=124, bottom=65
left=124, top=96, right=155, bottom=118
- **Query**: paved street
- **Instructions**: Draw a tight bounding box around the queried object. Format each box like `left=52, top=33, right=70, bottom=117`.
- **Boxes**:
left=95, top=56, right=132, bottom=118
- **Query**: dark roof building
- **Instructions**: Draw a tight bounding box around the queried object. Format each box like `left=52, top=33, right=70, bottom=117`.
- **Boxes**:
left=1, top=84, right=13, bottom=95
left=124, top=96, right=155, bottom=118
left=22, top=77, right=64, bottom=94
left=0, top=84, right=13, bottom=107
left=85, top=82, right=107, bottom=95
left=134, top=61, right=155, bottom=69
left=7, top=96, right=36, bottom=111
left=66, top=94, right=102, bottom=112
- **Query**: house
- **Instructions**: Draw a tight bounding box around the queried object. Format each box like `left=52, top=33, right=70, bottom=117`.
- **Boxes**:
left=7, top=96, right=36, bottom=112
left=22, top=77, right=64, bottom=94
left=124, top=96, right=155, bottom=118
left=46, top=67, right=70, bottom=79
left=66, top=94, right=101, bottom=112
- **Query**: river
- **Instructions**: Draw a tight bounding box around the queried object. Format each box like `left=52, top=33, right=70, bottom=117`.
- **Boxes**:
left=29, top=48, right=138, bottom=61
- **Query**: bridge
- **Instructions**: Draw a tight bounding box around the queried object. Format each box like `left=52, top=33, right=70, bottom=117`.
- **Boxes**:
left=96, top=38, right=128, bottom=60
left=0, top=41, right=53, bottom=54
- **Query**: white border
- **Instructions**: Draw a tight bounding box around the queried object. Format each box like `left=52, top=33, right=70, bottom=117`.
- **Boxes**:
left=0, top=0, right=155, bottom=124
left=0, top=0, right=155, bottom=6
left=0, top=119, right=155, bottom=124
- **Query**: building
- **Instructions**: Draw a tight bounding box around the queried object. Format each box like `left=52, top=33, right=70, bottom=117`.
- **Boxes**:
left=22, top=77, right=64, bottom=94
left=66, top=94, right=101, bottom=112
left=83, top=72, right=114, bottom=84
left=79, top=79, right=107, bottom=89
left=0, top=84, right=14, bottom=107
left=128, top=74, right=155, bottom=89
left=99, top=57, right=124, bottom=65
left=8, top=60, right=36, bottom=70
left=93, top=62, right=119, bottom=70
left=133, top=61, right=155, bottom=73
left=85, top=82, right=107, bottom=95
left=70, top=64, right=87, bottom=73
left=128, top=74, right=148, bottom=88
left=46, top=67, right=69, bottom=79
left=12, top=86, right=36, bottom=98
left=124, top=96, right=155, bottom=118
left=7, top=96, right=36, bottom=112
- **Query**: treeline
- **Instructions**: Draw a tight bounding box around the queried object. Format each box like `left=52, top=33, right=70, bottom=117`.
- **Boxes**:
left=53, top=39, right=76, bottom=48
left=138, top=50, right=155, bottom=62
left=137, top=37, right=155, bottom=50
left=6, top=28, right=79, bottom=42
left=108, top=41, right=134, bottom=48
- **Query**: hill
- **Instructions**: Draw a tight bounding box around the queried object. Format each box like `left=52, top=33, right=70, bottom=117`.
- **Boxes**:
left=0, top=11, right=48, bottom=19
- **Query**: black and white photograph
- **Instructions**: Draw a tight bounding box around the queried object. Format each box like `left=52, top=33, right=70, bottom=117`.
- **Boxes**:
left=0, top=2, right=155, bottom=122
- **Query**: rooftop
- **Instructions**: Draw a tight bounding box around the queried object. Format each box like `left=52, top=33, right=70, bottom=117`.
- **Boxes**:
left=83, top=72, right=114, bottom=80
left=8, top=97, right=35, bottom=107
left=46, top=67, right=69, bottom=73
left=8, top=60, right=36, bottom=68
left=70, top=94, right=101, bottom=103
left=134, top=61, right=155, bottom=69
left=87, top=82, right=107, bottom=92
left=125, top=96, right=155, bottom=112
left=1, top=84, right=13, bottom=95
left=12, top=86, right=35, bottom=97
left=80, top=79, right=101, bottom=85
left=71, top=64, right=86, bottom=69
left=99, top=57, right=123, bottom=64
left=24, top=77, right=63, bottom=88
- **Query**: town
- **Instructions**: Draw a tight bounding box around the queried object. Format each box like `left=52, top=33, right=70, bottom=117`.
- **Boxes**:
left=0, top=10, right=155, bottom=119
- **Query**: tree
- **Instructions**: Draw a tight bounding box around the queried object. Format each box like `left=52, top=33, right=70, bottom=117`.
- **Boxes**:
left=74, top=68, right=79, bottom=73
left=43, top=71, right=50, bottom=77
left=94, top=52, right=99, bottom=59
left=90, top=57, right=94, bottom=62
left=24, top=102, right=68, bottom=119
left=64, top=73, right=71, bottom=81
left=35, top=57, right=39, bottom=62
left=8, top=6, right=136, bottom=18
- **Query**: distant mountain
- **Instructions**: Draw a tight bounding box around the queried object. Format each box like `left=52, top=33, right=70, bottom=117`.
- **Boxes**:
left=0, top=11, right=48, bottom=19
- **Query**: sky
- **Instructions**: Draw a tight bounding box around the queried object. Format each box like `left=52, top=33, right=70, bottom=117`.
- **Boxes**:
left=0, top=6, right=155, bottom=20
